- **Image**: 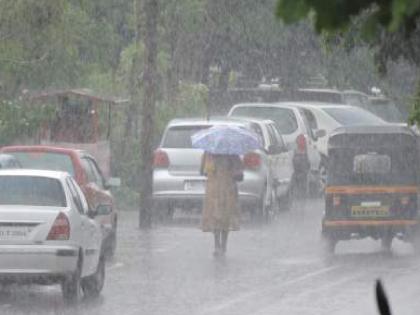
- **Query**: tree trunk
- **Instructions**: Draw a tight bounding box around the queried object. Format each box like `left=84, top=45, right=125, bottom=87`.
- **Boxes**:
left=139, top=0, right=159, bottom=229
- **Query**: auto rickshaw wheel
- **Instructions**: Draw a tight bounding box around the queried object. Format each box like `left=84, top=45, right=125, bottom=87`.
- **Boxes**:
left=381, top=235, right=393, bottom=252
left=322, top=234, right=337, bottom=255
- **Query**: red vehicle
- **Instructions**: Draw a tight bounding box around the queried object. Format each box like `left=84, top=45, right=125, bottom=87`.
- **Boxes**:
left=0, top=145, right=119, bottom=257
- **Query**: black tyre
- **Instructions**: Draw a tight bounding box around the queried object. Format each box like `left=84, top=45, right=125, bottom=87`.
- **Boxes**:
left=278, top=187, right=293, bottom=212
left=82, top=255, right=105, bottom=299
left=62, top=257, right=82, bottom=303
left=106, top=231, right=117, bottom=259
left=251, top=186, right=272, bottom=223
left=381, top=234, right=393, bottom=252
left=322, top=234, right=337, bottom=256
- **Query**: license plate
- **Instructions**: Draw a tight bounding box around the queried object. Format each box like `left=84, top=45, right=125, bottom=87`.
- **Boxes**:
left=0, top=226, right=33, bottom=241
left=351, top=205, right=390, bottom=218
left=184, top=180, right=205, bottom=191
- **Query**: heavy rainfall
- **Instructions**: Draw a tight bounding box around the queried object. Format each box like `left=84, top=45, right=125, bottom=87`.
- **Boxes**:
left=1, top=1, right=420, bottom=315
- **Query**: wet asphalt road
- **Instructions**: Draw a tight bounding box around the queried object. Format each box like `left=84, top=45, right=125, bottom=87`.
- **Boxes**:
left=1, top=198, right=420, bottom=315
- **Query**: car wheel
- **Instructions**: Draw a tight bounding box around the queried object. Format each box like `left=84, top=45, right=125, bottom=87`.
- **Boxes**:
left=251, top=185, right=272, bottom=223
left=278, top=187, right=293, bottom=212
left=62, top=256, right=82, bottom=303
left=106, top=231, right=117, bottom=259
left=82, top=255, right=105, bottom=299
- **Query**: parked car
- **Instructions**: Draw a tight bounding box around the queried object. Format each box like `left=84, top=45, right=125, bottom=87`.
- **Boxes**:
left=283, top=103, right=387, bottom=157
left=0, top=146, right=120, bottom=257
left=228, top=103, right=325, bottom=196
left=0, top=154, right=21, bottom=169
left=0, top=169, right=105, bottom=302
left=153, top=117, right=293, bottom=222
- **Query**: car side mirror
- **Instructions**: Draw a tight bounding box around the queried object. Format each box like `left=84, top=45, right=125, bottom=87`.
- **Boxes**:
left=314, top=129, right=326, bottom=140
left=87, top=208, right=98, bottom=219
left=96, top=204, right=112, bottom=215
left=105, top=177, right=121, bottom=189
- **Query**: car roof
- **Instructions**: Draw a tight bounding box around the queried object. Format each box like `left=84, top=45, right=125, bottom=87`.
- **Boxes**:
left=276, top=102, right=352, bottom=109
left=0, top=169, right=69, bottom=180
left=1, top=145, right=86, bottom=156
left=167, top=116, right=269, bottom=127
left=330, top=124, right=415, bottom=137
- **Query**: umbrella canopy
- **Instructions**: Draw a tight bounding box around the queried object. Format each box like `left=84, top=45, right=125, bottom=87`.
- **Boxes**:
left=191, top=124, right=261, bottom=155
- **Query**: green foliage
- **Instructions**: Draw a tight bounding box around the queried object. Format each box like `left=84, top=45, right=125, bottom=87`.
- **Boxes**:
left=0, top=100, right=56, bottom=145
left=276, top=0, right=420, bottom=34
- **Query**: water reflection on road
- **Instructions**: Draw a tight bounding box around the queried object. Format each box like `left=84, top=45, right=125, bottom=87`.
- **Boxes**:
left=1, top=198, right=420, bottom=315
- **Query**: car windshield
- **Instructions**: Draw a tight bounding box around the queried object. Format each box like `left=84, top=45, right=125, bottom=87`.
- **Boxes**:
left=0, top=176, right=66, bottom=207
left=368, top=100, right=404, bottom=122
left=6, top=152, right=74, bottom=176
left=323, top=107, right=384, bottom=125
left=230, top=106, right=298, bottom=134
left=162, top=125, right=211, bottom=148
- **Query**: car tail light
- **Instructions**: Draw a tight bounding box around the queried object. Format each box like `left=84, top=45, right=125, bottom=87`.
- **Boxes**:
left=243, top=152, right=261, bottom=170
left=296, top=134, right=307, bottom=153
left=153, top=149, right=169, bottom=168
left=47, top=212, right=70, bottom=240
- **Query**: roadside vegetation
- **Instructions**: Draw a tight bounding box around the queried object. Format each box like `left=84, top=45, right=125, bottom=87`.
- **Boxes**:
left=0, top=0, right=419, bottom=215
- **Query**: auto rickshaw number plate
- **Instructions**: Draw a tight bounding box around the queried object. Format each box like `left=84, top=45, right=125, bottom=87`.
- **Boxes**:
left=351, top=205, right=390, bottom=217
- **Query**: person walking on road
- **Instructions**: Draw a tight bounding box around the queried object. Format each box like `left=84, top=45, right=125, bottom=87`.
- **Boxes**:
left=201, top=153, right=243, bottom=256
left=191, top=124, right=261, bottom=257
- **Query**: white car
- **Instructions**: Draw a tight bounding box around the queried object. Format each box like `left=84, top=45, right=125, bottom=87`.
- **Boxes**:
left=228, top=103, right=325, bottom=196
left=0, top=169, right=105, bottom=302
left=284, top=103, right=386, bottom=157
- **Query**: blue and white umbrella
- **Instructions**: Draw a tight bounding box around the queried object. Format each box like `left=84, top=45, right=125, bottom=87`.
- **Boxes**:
left=191, top=125, right=261, bottom=155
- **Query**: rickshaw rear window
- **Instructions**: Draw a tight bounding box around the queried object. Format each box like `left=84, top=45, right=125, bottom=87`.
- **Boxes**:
left=328, top=147, right=416, bottom=185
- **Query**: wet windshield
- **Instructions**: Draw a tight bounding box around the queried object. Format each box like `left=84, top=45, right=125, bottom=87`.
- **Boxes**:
left=230, top=107, right=298, bottom=134
left=7, top=152, right=74, bottom=176
left=162, top=126, right=210, bottom=148
left=323, top=107, right=385, bottom=125
left=0, top=176, right=66, bottom=207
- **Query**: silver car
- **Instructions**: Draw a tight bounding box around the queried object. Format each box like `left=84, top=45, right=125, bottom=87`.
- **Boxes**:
left=153, top=117, right=293, bottom=221
left=0, top=169, right=104, bottom=302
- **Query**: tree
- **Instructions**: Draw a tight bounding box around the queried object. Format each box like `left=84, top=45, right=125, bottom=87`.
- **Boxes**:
left=139, top=0, right=159, bottom=228
left=276, top=0, right=420, bottom=121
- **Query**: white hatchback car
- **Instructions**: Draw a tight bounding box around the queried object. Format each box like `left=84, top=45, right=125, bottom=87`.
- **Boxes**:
left=0, top=169, right=105, bottom=302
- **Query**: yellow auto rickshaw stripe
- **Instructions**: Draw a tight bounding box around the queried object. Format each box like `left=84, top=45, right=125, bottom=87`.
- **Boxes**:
left=325, top=186, right=418, bottom=194
left=323, top=220, right=418, bottom=227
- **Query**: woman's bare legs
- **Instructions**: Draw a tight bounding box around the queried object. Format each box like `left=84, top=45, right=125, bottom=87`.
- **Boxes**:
left=221, top=230, right=229, bottom=254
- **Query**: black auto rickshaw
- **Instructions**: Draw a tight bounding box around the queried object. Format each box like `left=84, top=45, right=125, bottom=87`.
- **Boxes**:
left=322, top=125, right=420, bottom=253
